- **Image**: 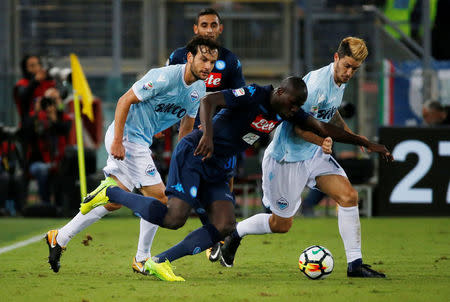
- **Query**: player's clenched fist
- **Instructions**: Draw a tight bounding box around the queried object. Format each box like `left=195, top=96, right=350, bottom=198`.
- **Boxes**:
left=322, top=137, right=333, bottom=154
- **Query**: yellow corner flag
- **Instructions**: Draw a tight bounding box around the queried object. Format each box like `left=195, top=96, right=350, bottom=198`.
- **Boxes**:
left=70, top=53, right=94, bottom=121
left=69, top=53, right=93, bottom=200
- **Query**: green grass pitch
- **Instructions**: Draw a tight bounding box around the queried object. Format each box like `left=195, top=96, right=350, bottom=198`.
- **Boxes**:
left=0, top=214, right=449, bottom=302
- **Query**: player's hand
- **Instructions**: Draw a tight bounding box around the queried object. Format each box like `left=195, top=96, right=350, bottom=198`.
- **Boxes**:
left=367, top=142, right=394, bottom=162
left=321, top=137, right=333, bottom=154
left=194, top=134, right=213, bottom=161
left=110, top=139, right=126, bottom=160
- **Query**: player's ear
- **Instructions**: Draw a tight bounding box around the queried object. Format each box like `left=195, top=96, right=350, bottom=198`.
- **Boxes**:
left=218, top=24, right=224, bottom=34
left=276, top=87, right=285, bottom=95
left=193, top=24, right=199, bottom=35
left=187, top=51, right=194, bottom=64
left=334, top=53, right=339, bottom=63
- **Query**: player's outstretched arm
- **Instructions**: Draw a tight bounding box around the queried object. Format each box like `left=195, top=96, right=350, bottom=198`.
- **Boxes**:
left=178, top=116, right=195, bottom=141
left=194, top=92, right=226, bottom=160
left=299, top=116, right=393, bottom=161
left=112, top=88, right=140, bottom=160
left=294, top=126, right=333, bottom=154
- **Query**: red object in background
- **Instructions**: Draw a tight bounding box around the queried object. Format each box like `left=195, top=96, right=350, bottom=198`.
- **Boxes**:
left=13, top=78, right=55, bottom=122
left=66, top=97, right=103, bottom=149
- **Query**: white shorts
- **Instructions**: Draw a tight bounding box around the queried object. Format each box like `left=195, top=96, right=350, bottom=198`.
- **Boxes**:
left=103, top=124, right=162, bottom=191
left=261, top=148, right=347, bottom=218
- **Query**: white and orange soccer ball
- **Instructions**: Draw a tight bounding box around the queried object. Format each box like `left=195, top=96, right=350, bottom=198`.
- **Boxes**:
left=298, top=245, right=334, bottom=280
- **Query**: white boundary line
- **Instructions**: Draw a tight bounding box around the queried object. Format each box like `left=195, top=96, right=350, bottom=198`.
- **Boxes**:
left=0, top=233, right=46, bottom=255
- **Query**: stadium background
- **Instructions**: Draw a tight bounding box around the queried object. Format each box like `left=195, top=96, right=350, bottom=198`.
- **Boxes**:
left=0, top=0, right=449, bottom=217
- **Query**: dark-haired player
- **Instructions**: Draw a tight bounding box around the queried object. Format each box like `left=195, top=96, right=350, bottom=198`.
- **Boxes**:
left=45, top=36, right=219, bottom=273
left=166, top=7, right=246, bottom=265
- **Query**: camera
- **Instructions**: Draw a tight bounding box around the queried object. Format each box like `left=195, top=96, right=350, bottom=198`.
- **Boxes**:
left=40, top=97, right=56, bottom=111
left=47, top=67, right=71, bottom=100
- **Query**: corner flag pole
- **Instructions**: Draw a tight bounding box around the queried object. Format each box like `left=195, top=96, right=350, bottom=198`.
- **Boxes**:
left=70, top=53, right=94, bottom=201
left=72, top=91, right=87, bottom=200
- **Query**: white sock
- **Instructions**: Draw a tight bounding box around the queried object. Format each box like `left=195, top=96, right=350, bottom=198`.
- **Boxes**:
left=338, top=205, right=362, bottom=263
left=236, top=213, right=272, bottom=238
left=135, top=218, right=158, bottom=262
left=56, top=206, right=109, bottom=247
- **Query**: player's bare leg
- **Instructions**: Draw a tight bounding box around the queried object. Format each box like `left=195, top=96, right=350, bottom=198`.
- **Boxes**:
left=317, top=174, right=385, bottom=278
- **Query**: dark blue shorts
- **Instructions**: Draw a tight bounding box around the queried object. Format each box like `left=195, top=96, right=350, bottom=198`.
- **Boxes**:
left=165, top=137, right=235, bottom=215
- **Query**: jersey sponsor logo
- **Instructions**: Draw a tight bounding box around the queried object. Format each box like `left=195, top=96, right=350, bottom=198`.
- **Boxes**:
left=205, top=73, right=222, bottom=88
left=215, top=60, right=226, bottom=70
left=310, top=105, right=318, bottom=116
left=317, top=106, right=338, bottom=120
left=276, top=197, right=289, bottom=210
left=154, top=103, right=187, bottom=118
left=190, top=90, right=199, bottom=102
left=232, top=88, right=245, bottom=97
left=242, top=133, right=260, bottom=145
left=251, top=114, right=280, bottom=133
left=145, top=164, right=157, bottom=176
left=143, top=81, right=153, bottom=90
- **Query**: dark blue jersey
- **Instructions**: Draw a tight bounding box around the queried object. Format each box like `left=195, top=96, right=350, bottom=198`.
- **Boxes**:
left=184, top=84, right=309, bottom=158
left=168, top=46, right=245, bottom=92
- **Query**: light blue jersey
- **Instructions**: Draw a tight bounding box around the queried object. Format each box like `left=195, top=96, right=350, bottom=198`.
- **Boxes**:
left=267, top=62, right=346, bottom=162
left=111, top=64, right=205, bottom=147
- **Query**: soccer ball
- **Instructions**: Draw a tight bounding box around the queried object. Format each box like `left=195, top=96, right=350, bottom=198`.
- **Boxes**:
left=298, top=245, right=334, bottom=280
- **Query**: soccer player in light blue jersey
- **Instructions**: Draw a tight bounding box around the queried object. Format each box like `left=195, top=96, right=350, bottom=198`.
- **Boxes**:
left=45, top=36, right=219, bottom=273
left=220, top=37, right=389, bottom=278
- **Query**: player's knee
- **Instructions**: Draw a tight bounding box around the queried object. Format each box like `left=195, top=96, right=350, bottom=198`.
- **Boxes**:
left=336, top=188, right=358, bottom=207
left=104, top=202, right=122, bottom=211
left=162, top=212, right=188, bottom=230
left=269, top=218, right=292, bottom=233
left=215, top=220, right=236, bottom=238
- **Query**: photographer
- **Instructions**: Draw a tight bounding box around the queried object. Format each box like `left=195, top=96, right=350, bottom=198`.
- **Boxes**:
left=29, top=88, right=71, bottom=205
left=14, top=55, right=55, bottom=127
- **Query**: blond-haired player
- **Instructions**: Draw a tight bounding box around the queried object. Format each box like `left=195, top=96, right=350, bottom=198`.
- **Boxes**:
left=219, top=37, right=387, bottom=278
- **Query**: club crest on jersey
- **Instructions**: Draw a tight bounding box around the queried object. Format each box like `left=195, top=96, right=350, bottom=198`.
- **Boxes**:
left=310, top=105, right=318, bottom=116
left=190, top=90, right=199, bottom=102
left=251, top=114, right=280, bottom=133
left=215, top=60, right=226, bottom=70
left=143, top=81, right=153, bottom=90
left=276, top=197, right=289, bottom=210
left=145, top=164, right=156, bottom=176
left=232, top=88, right=245, bottom=97
left=205, top=73, right=222, bottom=88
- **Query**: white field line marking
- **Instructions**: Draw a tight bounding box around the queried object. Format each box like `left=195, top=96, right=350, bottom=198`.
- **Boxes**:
left=0, top=233, right=46, bottom=255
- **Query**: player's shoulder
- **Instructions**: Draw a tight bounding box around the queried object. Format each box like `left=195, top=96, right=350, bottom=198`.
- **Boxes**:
left=235, top=84, right=271, bottom=100
left=219, top=46, right=240, bottom=64
left=304, top=63, right=332, bottom=89
left=169, top=47, right=188, bottom=64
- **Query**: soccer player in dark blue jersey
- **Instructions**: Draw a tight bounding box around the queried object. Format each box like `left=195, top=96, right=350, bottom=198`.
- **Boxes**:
left=167, top=7, right=246, bottom=263
left=168, top=8, right=245, bottom=92
left=80, top=76, right=392, bottom=281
